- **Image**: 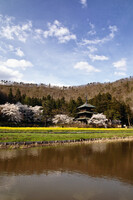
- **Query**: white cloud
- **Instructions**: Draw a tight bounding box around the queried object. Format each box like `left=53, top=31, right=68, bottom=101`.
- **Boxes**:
left=2, top=59, right=33, bottom=70
left=89, top=54, right=109, bottom=61
left=114, top=71, right=126, bottom=76
left=113, top=58, right=127, bottom=77
left=35, top=29, right=43, bottom=34
left=0, top=14, right=46, bottom=43
left=0, top=15, right=76, bottom=44
left=0, top=46, right=6, bottom=53
left=0, top=15, right=32, bottom=42
left=0, top=42, right=25, bottom=57
left=82, top=25, right=118, bottom=46
left=43, top=20, right=76, bottom=43
left=89, top=22, right=95, bottom=30
left=80, top=0, right=87, bottom=7
left=15, top=48, right=24, bottom=57
left=8, top=45, right=14, bottom=51
left=87, top=46, right=97, bottom=53
left=88, top=22, right=96, bottom=36
left=88, top=30, right=96, bottom=36
left=0, top=57, right=33, bottom=81
left=34, top=29, right=44, bottom=41
left=0, top=65, right=22, bottom=81
left=113, top=58, right=127, bottom=71
left=82, top=38, right=101, bottom=45
left=109, top=25, right=118, bottom=38
left=74, top=61, right=100, bottom=73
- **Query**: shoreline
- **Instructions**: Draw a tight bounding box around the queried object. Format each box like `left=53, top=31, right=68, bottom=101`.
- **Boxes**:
left=0, top=136, right=133, bottom=149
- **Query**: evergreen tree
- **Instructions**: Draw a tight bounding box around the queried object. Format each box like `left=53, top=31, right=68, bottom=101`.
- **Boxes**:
left=56, top=98, right=61, bottom=110
left=15, top=88, right=21, bottom=102
left=0, top=90, right=7, bottom=104
left=21, top=94, right=26, bottom=104
left=8, top=88, right=14, bottom=103
left=42, top=95, right=54, bottom=126
left=24, top=96, right=31, bottom=105
left=76, top=96, right=83, bottom=107
left=68, top=99, right=77, bottom=117
left=89, top=92, right=133, bottom=125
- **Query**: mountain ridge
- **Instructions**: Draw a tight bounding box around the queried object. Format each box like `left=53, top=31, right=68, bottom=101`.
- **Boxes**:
left=0, top=77, right=133, bottom=108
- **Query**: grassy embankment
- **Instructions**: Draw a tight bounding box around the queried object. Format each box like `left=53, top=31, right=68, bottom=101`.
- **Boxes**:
left=0, top=127, right=133, bottom=143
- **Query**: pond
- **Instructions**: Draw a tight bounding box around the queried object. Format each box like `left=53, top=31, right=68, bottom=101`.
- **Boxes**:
left=0, top=141, right=133, bottom=200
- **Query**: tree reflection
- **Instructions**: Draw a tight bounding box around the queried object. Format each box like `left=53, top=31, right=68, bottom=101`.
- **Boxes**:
left=0, top=141, right=133, bottom=185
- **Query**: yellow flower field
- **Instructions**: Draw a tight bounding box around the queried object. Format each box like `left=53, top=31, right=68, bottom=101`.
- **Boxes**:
left=0, top=126, right=133, bottom=144
left=0, top=126, right=132, bottom=131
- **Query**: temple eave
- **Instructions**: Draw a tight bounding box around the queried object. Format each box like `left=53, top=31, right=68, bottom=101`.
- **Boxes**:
left=77, top=111, right=94, bottom=114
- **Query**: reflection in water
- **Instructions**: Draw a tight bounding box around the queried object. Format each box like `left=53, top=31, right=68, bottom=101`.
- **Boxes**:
left=0, top=173, right=133, bottom=200
left=0, top=141, right=133, bottom=200
left=91, top=142, right=107, bottom=152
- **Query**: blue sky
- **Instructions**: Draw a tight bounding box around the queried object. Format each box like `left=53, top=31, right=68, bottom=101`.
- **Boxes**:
left=0, top=0, right=132, bottom=86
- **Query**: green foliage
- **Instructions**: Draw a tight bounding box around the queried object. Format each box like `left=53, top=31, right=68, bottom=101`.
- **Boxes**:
left=0, top=90, right=7, bottom=104
left=15, top=88, right=21, bottom=102
left=1, top=128, right=133, bottom=143
left=8, top=88, right=14, bottom=103
left=76, top=96, right=83, bottom=107
left=68, top=99, right=77, bottom=117
left=0, top=87, right=133, bottom=126
left=89, top=93, right=133, bottom=125
left=42, top=95, right=55, bottom=126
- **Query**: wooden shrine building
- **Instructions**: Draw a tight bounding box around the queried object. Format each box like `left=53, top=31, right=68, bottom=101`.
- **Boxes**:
left=76, top=100, right=95, bottom=124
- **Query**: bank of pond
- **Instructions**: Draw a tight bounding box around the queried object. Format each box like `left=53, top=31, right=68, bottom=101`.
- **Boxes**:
left=0, top=127, right=133, bottom=148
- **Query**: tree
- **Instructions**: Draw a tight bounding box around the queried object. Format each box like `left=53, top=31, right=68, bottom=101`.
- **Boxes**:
left=76, top=96, right=83, bottom=107
left=68, top=99, right=77, bottom=117
left=0, top=102, right=44, bottom=125
left=21, top=94, right=26, bottom=104
left=88, top=113, right=108, bottom=128
left=52, top=114, right=74, bottom=125
left=18, top=103, right=34, bottom=123
left=0, top=103, right=22, bottom=123
left=89, top=92, right=133, bottom=125
left=8, top=88, right=14, bottom=103
left=125, top=105, right=132, bottom=126
left=42, top=96, right=54, bottom=126
left=30, top=105, right=43, bottom=122
left=0, top=90, right=7, bottom=104
left=24, top=96, right=31, bottom=105
left=15, top=88, right=21, bottom=102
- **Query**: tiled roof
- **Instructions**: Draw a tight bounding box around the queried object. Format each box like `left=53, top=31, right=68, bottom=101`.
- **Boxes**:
left=77, top=111, right=93, bottom=114
left=78, top=102, right=95, bottom=109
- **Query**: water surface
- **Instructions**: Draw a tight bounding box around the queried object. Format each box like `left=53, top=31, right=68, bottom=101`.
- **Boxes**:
left=0, top=141, right=133, bottom=200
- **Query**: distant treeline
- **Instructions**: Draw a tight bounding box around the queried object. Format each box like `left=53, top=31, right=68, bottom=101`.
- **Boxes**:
left=0, top=88, right=133, bottom=125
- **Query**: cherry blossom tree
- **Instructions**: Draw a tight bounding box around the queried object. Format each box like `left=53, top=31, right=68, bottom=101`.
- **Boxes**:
left=0, top=103, right=22, bottom=123
left=52, top=114, right=74, bottom=125
left=88, top=113, right=108, bottom=128
left=0, top=102, right=43, bottom=124
left=30, top=105, right=43, bottom=122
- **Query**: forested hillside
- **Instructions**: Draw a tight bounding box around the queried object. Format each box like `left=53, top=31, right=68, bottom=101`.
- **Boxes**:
left=0, top=77, right=133, bottom=108
left=0, top=78, right=133, bottom=125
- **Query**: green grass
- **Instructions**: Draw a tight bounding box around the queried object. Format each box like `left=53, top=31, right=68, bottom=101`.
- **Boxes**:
left=0, top=127, right=133, bottom=143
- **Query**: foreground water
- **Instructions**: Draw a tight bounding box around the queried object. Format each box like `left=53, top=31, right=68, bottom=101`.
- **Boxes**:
left=0, top=141, right=133, bottom=200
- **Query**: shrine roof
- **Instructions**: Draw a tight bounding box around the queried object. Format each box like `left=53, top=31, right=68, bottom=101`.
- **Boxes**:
left=77, top=111, right=93, bottom=114
left=76, top=117, right=90, bottom=120
left=77, top=102, right=95, bottom=109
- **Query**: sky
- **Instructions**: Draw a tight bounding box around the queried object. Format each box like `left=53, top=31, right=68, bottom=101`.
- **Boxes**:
left=0, top=0, right=133, bottom=86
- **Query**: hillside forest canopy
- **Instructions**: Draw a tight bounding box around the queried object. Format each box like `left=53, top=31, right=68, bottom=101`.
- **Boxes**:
left=0, top=87, right=133, bottom=127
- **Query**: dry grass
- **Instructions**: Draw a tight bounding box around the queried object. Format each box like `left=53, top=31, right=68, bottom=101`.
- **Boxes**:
left=1, top=77, right=133, bottom=106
